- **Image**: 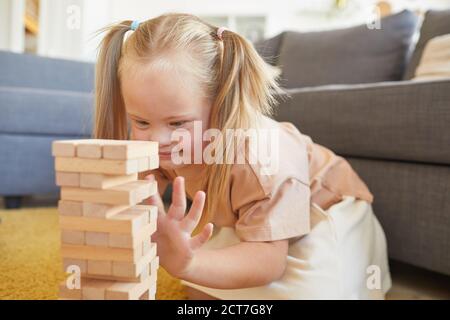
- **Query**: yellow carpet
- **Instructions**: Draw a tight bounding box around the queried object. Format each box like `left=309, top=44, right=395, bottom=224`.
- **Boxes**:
left=0, top=207, right=188, bottom=300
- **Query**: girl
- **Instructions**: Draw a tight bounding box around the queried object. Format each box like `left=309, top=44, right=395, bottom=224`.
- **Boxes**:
left=93, top=13, right=391, bottom=299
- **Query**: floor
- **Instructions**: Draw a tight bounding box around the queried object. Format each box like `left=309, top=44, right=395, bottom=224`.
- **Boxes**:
left=1, top=195, right=449, bottom=300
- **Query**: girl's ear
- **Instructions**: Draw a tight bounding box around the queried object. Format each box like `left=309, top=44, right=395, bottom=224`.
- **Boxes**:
left=93, top=20, right=133, bottom=140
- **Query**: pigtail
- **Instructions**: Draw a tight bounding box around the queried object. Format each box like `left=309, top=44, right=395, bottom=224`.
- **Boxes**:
left=194, top=28, right=286, bottom=236
left=93, top=20, right=133, bottom=139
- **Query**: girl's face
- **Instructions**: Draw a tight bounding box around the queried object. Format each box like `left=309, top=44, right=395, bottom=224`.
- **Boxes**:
left=121, top=61, right=211, bottom=169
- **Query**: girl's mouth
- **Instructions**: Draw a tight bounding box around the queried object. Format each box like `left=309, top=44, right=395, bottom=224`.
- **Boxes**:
left=159, top=151, right=172, bottom=159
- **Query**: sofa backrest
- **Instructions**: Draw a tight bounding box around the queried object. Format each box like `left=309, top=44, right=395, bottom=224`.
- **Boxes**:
left=255, top=10, right=418, bottom=89
left=0, top=50, right=94, bottom=93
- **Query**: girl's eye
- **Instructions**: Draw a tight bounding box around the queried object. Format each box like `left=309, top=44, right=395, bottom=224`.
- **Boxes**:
left=169, top=121, right=187, bottom=128
left=135, top=120, right=149, bottom=128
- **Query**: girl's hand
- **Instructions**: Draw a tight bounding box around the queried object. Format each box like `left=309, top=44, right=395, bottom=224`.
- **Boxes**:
left=144, top=175, right=214, bottom=279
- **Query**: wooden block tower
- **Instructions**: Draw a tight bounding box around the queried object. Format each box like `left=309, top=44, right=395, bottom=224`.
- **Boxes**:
left=52, top=139, right=159, bottom=300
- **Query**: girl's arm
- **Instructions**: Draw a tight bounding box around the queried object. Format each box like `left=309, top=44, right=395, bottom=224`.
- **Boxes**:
left=145, top=174, right=289, bottom=290
left=181, top=239, right=289, bottom=289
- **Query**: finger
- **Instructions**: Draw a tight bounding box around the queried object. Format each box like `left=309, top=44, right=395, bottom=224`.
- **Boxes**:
left=190, top=223, right=214, bottom=250
left=180, top=191, right=206, bottom=233
left=168, top=176, right=186, bottom=220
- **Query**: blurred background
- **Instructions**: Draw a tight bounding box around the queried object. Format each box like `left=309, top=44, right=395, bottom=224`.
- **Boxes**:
left=1, top=0, right=450, bottom=61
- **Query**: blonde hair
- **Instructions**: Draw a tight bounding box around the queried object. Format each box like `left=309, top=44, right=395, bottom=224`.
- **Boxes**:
left=93, top=13, right=285, bottom=234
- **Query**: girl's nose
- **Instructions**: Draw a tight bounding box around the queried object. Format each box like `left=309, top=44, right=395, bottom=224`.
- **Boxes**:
left=148, top=130, right=172, bottom=148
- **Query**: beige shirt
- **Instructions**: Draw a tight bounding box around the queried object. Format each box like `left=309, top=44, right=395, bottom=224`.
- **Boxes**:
left=147, top=116, right=373, bottom=242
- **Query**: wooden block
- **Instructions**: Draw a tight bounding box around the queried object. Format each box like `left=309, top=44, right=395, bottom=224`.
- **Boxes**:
left=52, top=140, right=79, bottom=157
left=135, top=204, right=158, bottom=221
left=87, top=260, right=112, bottom=276
left=61, top=230, right=85, bottom=245
left=60, top=180, right=157, bottom=205
left=103, top=141, right=158, bottom=160
left=59, top=280, right=82, bottom=299
left=105, top=271, right=157, bottom=300
left=138, top=157, right=149, bottom=171
left=81, top=278, right=115, bottom=300
left=60, top=208, right=149, bottom=234
left=55, top=156, right=158, bottom=175
left=82, top=202, right=130, bottom=219
left=53, top=139, right=118, bottom=158
left=140, top=284, right=157, bottom=300
left=151, top=256, right=160, bottom=276
left=61, top=243, right=142, bottom=262
left=55, top=157, right=139, bottom=175
left=142, top=239, right=151, bottom=256
left=83, top=262, right=149, bottom=283
left=58, top=200, right=82, bottom=216
left=112, top=243, right=157, bottom=278
left=62, top=258, right=87, bottom=273
left=76, top=142, right=103, bottom=159
left=108, top=220, right=156, bottom=249
left=85, top=231, right=109, bottom=247
left=55, top=172, right=80, bottom=187
left=80, top=173, right=138, bottom=189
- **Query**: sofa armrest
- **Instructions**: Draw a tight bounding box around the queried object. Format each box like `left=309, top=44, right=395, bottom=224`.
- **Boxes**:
left=274, top=79, right=450, bottom=165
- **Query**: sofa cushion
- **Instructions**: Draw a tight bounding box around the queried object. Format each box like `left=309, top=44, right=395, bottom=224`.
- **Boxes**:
left=0, top=86, right=93, bottom=136
left=413, top=34, right=450, bottom=80
left=253, top=32, right=284, bottom=66
left=0, top=50, right=94, bottom=92
left=404, top=9, right=450, bottom=80
left=278, top=10, right=418, bottom=88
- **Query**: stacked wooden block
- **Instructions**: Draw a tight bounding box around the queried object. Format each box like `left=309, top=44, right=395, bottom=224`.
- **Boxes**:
left=52, top=139, right=159, bottom=300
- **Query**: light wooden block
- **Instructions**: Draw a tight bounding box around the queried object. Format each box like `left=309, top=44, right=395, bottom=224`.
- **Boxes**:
left=83, top=262, right=149, bottom=283
left=61, top=230, right=85, bottom=245
left=61, top=242, right=143, bottom=263
left=103, top=141, right=158, bottom=160
left=140, top=284, right=157, bottom=300
left=60, top=180, right=157, bottom=205
left=58, top=200, right=83, bottom=216
left=62, top=258, right=87, bottom=273
left=108, top=220, right=156, bottom=249
left=112, top=243, right=157, bottom=278
left=82, top=202, right=130, bottom=219
left=105, top=271, right=156, bottom=300
left=55, top=172, right=80, bottom=187
left=60, top=207, right=151, bottom=234
left=79, top=173, right=138, bottom=189
left=53, top=139, right=118, bottom=158
left=52, top=140, right=80, bottom=157
left=85, top=232, right=109, bottom=247
left=76, top=142, right=102, bottom=159
left=54, top=156, right=158, bottom=175
left=59, top=281, right=82, bottom=299
left=151, top=256, right=159, bottom=276
left=87, top=260, right=112, bottom=276
left=81, top=278, right=114, bottom=300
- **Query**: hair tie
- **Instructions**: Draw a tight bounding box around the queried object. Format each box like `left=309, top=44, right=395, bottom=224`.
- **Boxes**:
left=217, top=27, right=228, bottom=40
left=130, top=20, right=140, bottom=31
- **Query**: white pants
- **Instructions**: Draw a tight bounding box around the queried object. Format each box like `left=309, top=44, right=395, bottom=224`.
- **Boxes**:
left=181, top=196, right=392, bottom=299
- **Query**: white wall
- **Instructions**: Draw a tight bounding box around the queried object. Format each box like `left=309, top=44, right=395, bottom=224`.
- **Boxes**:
left=0, top=0, right=25, bottom=52
left=5, top=0, right=450, bottom=61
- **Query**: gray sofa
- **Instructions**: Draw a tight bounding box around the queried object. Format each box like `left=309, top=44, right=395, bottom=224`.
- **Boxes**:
left=257, top=10, right=450, bottom=276
left=0, top=10, right=448, bottom=277
left=0, top=51, right=94, bottom=208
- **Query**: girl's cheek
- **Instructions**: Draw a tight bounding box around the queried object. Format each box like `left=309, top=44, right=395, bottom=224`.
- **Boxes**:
left=132, top=127, right=149, bottom=141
